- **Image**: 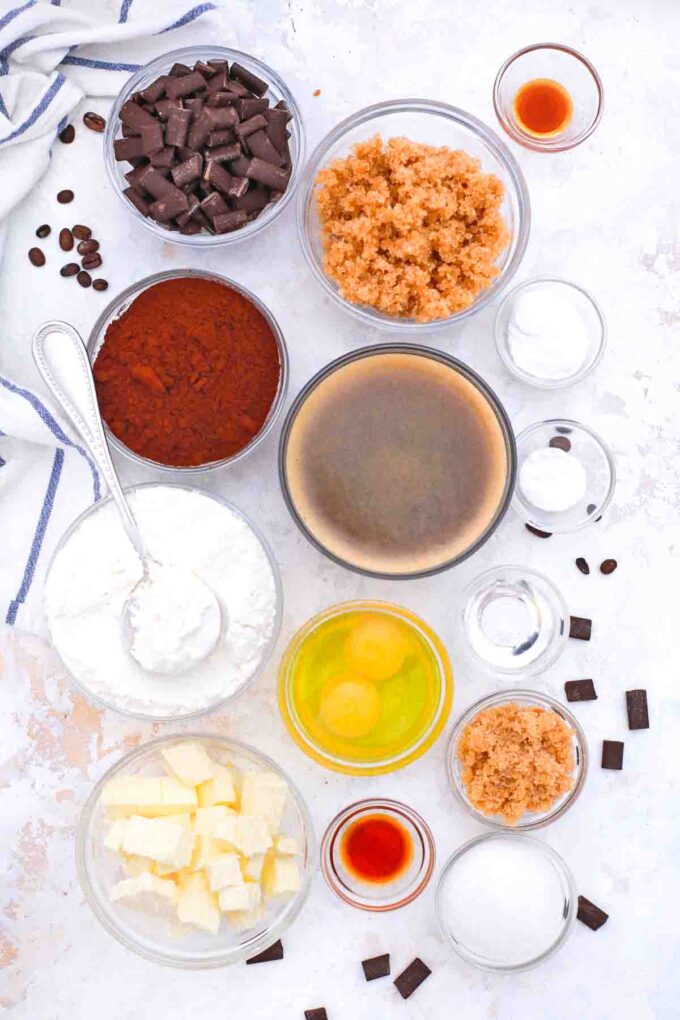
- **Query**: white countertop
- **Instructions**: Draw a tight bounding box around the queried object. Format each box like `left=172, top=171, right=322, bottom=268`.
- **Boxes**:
left=1, top=1, right=678, bottom=1017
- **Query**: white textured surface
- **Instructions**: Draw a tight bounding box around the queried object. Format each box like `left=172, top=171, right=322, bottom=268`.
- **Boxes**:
left=1, top=1, right=678, bottom=1017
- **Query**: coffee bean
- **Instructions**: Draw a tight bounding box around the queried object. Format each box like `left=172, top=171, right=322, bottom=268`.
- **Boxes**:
left=59, top=124, right=75, bottom=144
left=59, top=228, right=74, bottom=251
left=77, top=239, right=99, bottom=255
left=77, top=270, right=92, bottom=288
left=92, top=278, right=109, bottom=292
left=57, top=189, right=74, bottom=204
left=576, top=557, right=590, bottom=575
left=28, top=247, right=45, bottom=266
left=72, top=224, right=92, bottom=240
left=549, top=435, right=572, bottom=453
left=83, top=111, right=106, bottom=133
left=81, top=253, right=102, bottom=270
left=600, top=558, right=618, bottom=575
left=60, top=263, right=79, bottom=277
left=525, top=523, right=552, bottom=538
left=35, top=224, right=51, bottom=239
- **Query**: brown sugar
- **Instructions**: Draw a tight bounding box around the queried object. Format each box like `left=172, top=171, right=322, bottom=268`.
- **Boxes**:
left=315, top=136, right=509, bottom=322
left=457, top=703, right=575, bottom=824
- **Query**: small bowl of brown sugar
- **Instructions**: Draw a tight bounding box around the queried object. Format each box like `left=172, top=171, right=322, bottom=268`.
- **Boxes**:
left=446, top=691, right=587, bottom=830
left=298, top=100, right=530, bottom=330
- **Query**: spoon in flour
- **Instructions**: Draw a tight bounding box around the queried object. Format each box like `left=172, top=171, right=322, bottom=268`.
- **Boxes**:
left=32, top=321, right=221, bottom=675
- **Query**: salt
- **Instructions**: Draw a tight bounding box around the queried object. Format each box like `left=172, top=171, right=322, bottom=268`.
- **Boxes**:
left=507, top=284, right=590, bottom=380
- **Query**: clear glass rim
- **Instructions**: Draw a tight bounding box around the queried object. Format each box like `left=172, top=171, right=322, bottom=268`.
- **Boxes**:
left=43, top=482, right=283, bottom=722
left=493, top=42, right=604, bottom=152
left=104, top=45, right=306, bottom=247
left=278, top=344, right=517, bottom=579
left=512, top=417, right=617, bottom=532
left=76, top=733, right=314, bottom=968
left=277, top=600, right=453, bottom=776
left=296, top=98, right=531, bottom=331
left=320, top=797, right=435, bottom=912
left=86, top=268, right=289, bottom=474
left=436, top=831, right=577, bottom=971
left=445, top=688, right=589, bottom=831
left=494, top=277, right=607, bottom=389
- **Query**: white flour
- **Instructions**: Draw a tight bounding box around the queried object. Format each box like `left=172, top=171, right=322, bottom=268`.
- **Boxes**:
left=44, top=486, right=279, bottom=718
left=508, top=284, right=590, bottom=380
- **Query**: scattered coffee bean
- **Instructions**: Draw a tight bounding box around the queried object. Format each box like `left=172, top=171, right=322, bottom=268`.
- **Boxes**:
left=601, top=739, right=624, bottom=770
left=575, top=557, right=590, bottom=575
left=28, top=247, right=45, bottom=266
left=394, top=958, right=431, bottom=1000
left=549, top=435, right=572, bottom=452
left=59, top=227, right=74, bottom=251
left=35, top=223, right=51, bottom=238
left=77, top=270, right=92, bottom=288
left=76, top=239, right=99, bottom=255
left=72, top=224, right=92, bottom=240
left=565, top=679, right=597, bottom=702
left=81, top=252, right=102, bottom=270
left=93, top=278, right=109, bottom=291
left=60, top=263, right=79, bottom=277
left=304, top=1010, right=328, bottom=1020
left=569, top=615, right=592, bottom=641
left=626, top=689, right=649, bottom=730
left=362, top=954, right=390, bottom=981
left=525, top=523, right=552, bottom=538
left=57, top=189, right=74, bottom=204
left=600, top=558, right=618, bottom=575
left=555, top=425, right=572, bottom=434
left=586, top=502, right=603, bottom=522
left=59, top=123, right=75, bottom=144
left=246, top=939, right=283, bottom=964
left=577, top=896, right=609, bottom=931
left=83, top=111, right=106, bottom=133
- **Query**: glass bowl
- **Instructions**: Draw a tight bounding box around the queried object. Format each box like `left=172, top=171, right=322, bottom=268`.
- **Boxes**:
left=44, top=482, right=283, bottom=722
left=436, top=832, right=577, bottom=971
left=446, top=690, right=588, bottom=831
left=513, top=419, right=616, bottom=533
left=320, top=799, right=435, bottom=911
left=297, top=99, right=530, bottom=331
left=77, top=734, right=314, bottom=968
left=495, top=278, right=607, bottom=388
left=104, top=46, right=305, bottom=246
left=278, top=600, right=453, bottom=776
left=278, top=344, right=517, bottom=578
left=493, top=43, right=604, bottom=152
left=87, top=269, right=289, bottom=474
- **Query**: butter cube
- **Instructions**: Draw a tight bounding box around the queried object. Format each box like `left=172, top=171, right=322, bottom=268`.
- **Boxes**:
left=241, top=854, right=265, bottom=882
left=177, top=872, right=220, bottom=934
left=121, top=854, right=153, bottom=877
left=197, top=764, right=236, bottom=807
left=273, top=835, right=302, bottom=856
left=225, top=906, right=265, bottom=930
left=159, top=777, right=198, bottom=814
left=162, top=742, right=214, bottom=787
left=103, top=819, right=128, bottom=852
left=232, top=815, right=272, bottom=857
left=212, top=814, right=239, bottom=847
left=189, top=835, right=222, bottom=871
left=101, top=775, right=197, bottom=817
left=218, top=882, right=262, bottom=913
left=262, top=856, right=301, bottom=896
left=120, top=815, right=195, bottom=868
left=194, top=805, right=236, bottom=837
left=110, top=872, right=178, bottom=909
left=206, top=853, right=244, bottom=892
left=240, top=771, right=288, bottom=833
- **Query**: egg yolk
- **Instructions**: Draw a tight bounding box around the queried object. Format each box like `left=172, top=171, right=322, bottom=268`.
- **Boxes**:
left=318, top=672, right=381, bottom=739
left=344, top=618, right=408, bottom=681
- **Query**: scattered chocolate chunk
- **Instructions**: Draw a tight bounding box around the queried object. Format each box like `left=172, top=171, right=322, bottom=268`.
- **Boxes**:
left=60, top=263, right=79, bottom=277
left=550, top=435, right=572, bottom=452
left=57, top=189, right=74, bottom=204
left=525, top=523, right=552, bottom=538
left=394, top=958, right=431, bottom=1000
left=626, top=689, right=649, bottom=730
left=35, top=223, right=51, bottom=238
left=77, top=239, right=99, bottom=255
left=83, top=111, right=106, bottom=133
left=77, top=270, right=92, bottom=288
left=565, top=679, right=597, bottom=702
left=92, top=278, right=109, bottom=291
left=601, top=739, right=624, bottom=770
left=569, top=616, right=592, bottom=641
left=304, top=1011, right=328, bottom=1020
left=575, top=557, right=590, bottom=575
left=81, top=252, right=102, bottom=270
left=72, top=224, right=92, bottom=240
left=246, top=939, right=283, bottom=964
left=59, top=123, right=75, bottom=144
left=362, top=954, right=390, bottom=981
left=600, top=558, right=618, bottom=575
left=28, top=247, right=45, bottom=266
left=577, top=896, right=609, bottom=931
left=59, top=227, right=74, bottom=251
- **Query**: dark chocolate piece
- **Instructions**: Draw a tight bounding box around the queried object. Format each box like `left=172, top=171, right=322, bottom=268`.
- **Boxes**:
left=206, top=91, right=239, bottom=108
left=565, top=679, right=597, bottom=702
left=236, top=113, right=267, bottom=139
left=304, top=1011, right=328, bottom=1020
left=394, top=958, right=431, bottom=1000
left=187, top=109, right=213, bottom=150
left=577, top=896, right=609, bottom=931
left=264, top=107, right=291, bottom=155
left=362, top=954, right=390, bottom=981
left=200, top=191, right=229, bottom=223
left=194, top=61, right=217, bottom=78
left=140, top=120, right=164, bottom=154
left=246, top=939, right=283, bottom=964
left=36, top=224, right=51, bottom=238
left=59, top=228, right=74, bottom=252
left=205, top=143, right=241, bottom=164
left=207, top=59, right=229, bottom=72
left=172, top=153, right=203, bottom=188
left=569, top=616, right=592, bottom=641
left=57, top=189, right=74, bottom=204
left=225, top=175, right=249, bottom=200
left=238, top=97, right=269, bottom=120
left=82, top=111, right=106, bottom=132
left=203, top=159, right=235, bottom=195
left=213, top=210, right=248, bottom=234
left=206, top=69, right=229, bottom=94
left=113, top=136, right=146, bottom=161
left=246, top=129, right=284, bottom=165
left=626, top=689, right=649, bottom=730
left=233, top=185, right=270, bottom=212
left=601, top=740, right=624, bottom=770
left=138, top=165, right=174, bottom=198
left=155, top=98, right=181, bottom=120
left=246, top=156, right=290, bottom=191
left=165, top=70, right=207, bottom=100
left=549, top=435, right=572, bottom=452
left=123, top=187, right=150, bottom=216
left=139, top=76, right=167, bottom=104
left=119, top=99, right=156, bottom=132
left=150, top=147, right=177, bottom=168
left=165, top=106, right=192, bottom=147
left=229, top=155, right=252, bottom=177
left=575, top=557, right=590, bottom=575
left=230, top=62, right=268, bottom=96
left=149, top=188, right=189, bottom=222
left=176, top=194, right=201, bottom=227
left=59, top=124, right=75, bottom=144
left=600, top=559, right=618, bottom=575
left=28, top=247, right=45, bottom=266
left=179, top=220, right=202, bottom=235
left=525, top=524, right=552, bottom=538
left=206, top=105, right=239, bottom=129
left=169, top=62, right=192, bottom=77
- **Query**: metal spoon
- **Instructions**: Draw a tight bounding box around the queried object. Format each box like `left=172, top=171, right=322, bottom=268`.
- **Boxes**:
left=32, top=320, right=221, bottom=675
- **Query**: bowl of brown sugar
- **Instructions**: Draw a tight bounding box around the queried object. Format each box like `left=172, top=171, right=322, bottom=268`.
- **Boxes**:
left=298, top=100, right=530, bottom=330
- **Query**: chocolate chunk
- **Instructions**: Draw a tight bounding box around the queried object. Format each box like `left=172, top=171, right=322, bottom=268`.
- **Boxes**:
left=205, top=143, right=241, bottom=164
left=77, top=270, right=92, bottom=288
left=225, top=175, right=249, bottom=200
left=59, top=228, right=74, bottom=251
left=83, top=111, right=106, bottom=132
left=245, top=129, right=286, bottom=166
left=246, top=157, right=290, bottom=191
left=600, top=559, right=618, bottom=575
left=213, top=210, right=248, bottom=234
left=165, top=70, right=207, bottom=100
left=565, top=679, right=597, bottom=702
left=549, top=435, right=572, bottom=452
left=172, top=153, right=203, bottom=188
left=246, top=939, right=283, bottom=964
left=60, top=263, right=79, bottom=277
left=525, top=524, right=552, bottom=538
left=179, top=220, right=202, bottom=235
left=362, top=954, right=390, bottom=981
left=123, top=187, right=150, bottom=217
left=304, top=1011, right=328, bottom=1020
left=199, top=191, right=229, bottom=223
left=150, top=147, right=177, bottom=168
left=149, top=188, right=189, bottom=221
left=601, top=740, right=624, bottom=770
left=223, top=77, right=251, bottom=97
left=236, top=113, right=268, bottom=139
left=176, top=194, right=201, bottom=226
left=394, top=958, right=431, bottom=1000
left=575, top=557, right=590, bottom=575
left=28, top=247, right=45, bottom=266
left=207, top=59, right=229, bottom=72
left=72, top=224, right=92, bottom=240
left=138, top=165, right=174, bottom=198
left=193, top=61, right=217, bottom=78
left=93, top=278, right=108, bottom=291
left=230, top=62, right=268, bottom=97
left=203, top=159, right=235, bottom=196
left=165, top=106, right=192, bottom=147
left=577, top=896, right=609, bottom=931
left=140, top=120, right=164, bottom=154
left=36, top=224, right=51, bottom=238
left=569, top=616, right=592, bottom=641
left=206, top=90, right=239, bottom=108
left=229, top=155, right=252, bottom=177
left=206, top=105, right=239, bottom=130
left=59, top=124, right=75, bottom=144
left=57, top=189, right=74, bottom=204
left=81, top=252, right=102, bottom=270
left=264, top=107, right=291, bottom=155
left=626, top=689, right=649, bottom=730
left=169, top=62, right=192, bottom=77
left=238, top=97, right=269, bottom=120
left=187, top=110, right=213, bottom=150
left=233, top=185, right=271, bottom=211
left=206, top=69, right=229, bottom=94
left=139, top=76, right=167, bottom=104
left=119, top=100, right=156, bottom=132
left=155, top=98, right=181, bottom=120
left=113, top=136, right=146, bottom=161
left=77, top=238, right=99, bottom=255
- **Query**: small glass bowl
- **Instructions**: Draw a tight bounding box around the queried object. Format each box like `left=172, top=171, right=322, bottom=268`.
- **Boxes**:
left=513, top=418, right=616, bottom=532
left=87, top=268, right=289, bottom=474
left=493, top=43, right=604, bottom=152
left=446, top=690, right=588, bottom=831
left=461, top=565, right=569, bottom=676
left=77, top=735, right=314, bottom=968
left=44, top=482, right=283, bottom=722
left=297, top=99, right=530, bottom=331
left=436, top=832, right=577, bottom=971
left=320, top=799, right=435, bottom=911
left=105, top=46, right=305, bottom=246
left=495, top=278, right=607, bottom=388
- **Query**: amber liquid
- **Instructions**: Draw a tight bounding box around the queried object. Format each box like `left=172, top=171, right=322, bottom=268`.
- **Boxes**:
left=513, top=78, right=573, bottom=137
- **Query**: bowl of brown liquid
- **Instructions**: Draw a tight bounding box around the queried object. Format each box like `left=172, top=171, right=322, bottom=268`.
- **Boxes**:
left=279, top=345, right=516, bottom=579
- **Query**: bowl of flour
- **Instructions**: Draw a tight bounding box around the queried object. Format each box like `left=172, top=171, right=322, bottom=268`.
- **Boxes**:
left=43, top=484, right=282, bottom=720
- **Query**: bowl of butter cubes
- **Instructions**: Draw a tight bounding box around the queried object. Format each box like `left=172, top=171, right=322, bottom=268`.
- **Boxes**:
left=77, top=735, right=314, bottom=967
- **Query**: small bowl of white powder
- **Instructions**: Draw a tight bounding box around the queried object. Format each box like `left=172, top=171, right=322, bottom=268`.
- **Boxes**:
left=43, top=483, right=282, bottom=720
left=495, top=277, right=606, bottom=388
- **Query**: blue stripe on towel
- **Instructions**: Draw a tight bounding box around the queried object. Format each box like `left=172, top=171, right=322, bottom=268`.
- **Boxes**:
left=119, top=0, right=134, bottom=24
left=0, top=1, right=36, bottom=34
left=61, top=54, right=142, bottom=72
left=0, top=72, right=64, bottom=144
left=5, top=447, right=63, bottom=625
left=161, top=3, right=217, bottom=32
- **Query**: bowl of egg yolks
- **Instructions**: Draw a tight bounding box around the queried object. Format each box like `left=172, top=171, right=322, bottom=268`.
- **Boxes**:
left=277, top=601, right=453, bottom=775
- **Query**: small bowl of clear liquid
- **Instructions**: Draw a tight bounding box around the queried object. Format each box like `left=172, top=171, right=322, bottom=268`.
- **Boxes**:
left=461, top=565, right=568, bottom=676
